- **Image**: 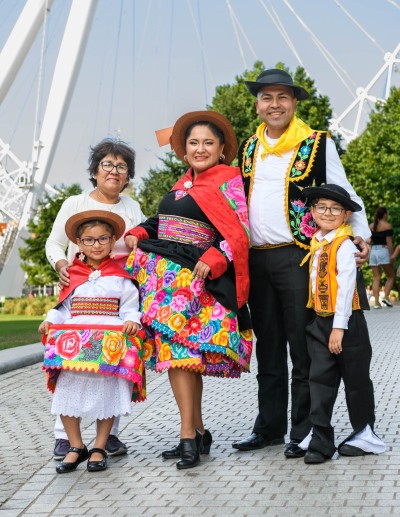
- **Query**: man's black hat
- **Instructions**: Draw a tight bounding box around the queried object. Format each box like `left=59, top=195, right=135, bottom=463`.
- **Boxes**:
left=244, top=68, right=309, bottom=100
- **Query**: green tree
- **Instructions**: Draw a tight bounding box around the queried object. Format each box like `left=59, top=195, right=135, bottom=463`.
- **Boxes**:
left=342, top=87, right=400, bottom=233
left=19, top=184, right=82, bottom=286
left=341, top=87, right=400, bottom=291
left=135, top=152, right=187, bottom=217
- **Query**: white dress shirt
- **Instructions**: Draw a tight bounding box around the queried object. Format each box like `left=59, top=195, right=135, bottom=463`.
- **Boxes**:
left=248, top=133, right=371, bottom=246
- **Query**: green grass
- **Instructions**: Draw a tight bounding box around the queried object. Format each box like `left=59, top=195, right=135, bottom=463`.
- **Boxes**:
left=0, top=314, right=43, bottom=350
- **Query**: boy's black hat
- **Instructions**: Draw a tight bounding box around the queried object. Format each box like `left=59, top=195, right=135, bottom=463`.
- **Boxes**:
left=302, top=183, right=362, bottom=212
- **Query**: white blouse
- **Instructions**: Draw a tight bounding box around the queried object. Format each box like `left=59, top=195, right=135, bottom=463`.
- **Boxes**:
left=46, top=192, right=146, bottom=268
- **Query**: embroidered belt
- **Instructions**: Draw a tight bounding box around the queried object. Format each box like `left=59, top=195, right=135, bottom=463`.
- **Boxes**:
left=70, top=297, right=119, bottom=317
left=251, top=241, right=294, bottom=250
left=158, top=214, right=216, bottom=250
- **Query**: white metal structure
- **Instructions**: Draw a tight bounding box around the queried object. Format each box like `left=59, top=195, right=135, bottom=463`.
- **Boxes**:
left=330, top=43, right=400, bottom=143
left=0, top=0, right=97, bottom=294
left=0, top=0, right=398, bottom=296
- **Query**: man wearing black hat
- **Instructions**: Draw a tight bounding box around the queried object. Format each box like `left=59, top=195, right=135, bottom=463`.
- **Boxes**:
left=232, top=68, right=370, bottom=458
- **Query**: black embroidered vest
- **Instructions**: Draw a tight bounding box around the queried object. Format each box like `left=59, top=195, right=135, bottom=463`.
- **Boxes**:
left=239, top=131, right=327, bottom=249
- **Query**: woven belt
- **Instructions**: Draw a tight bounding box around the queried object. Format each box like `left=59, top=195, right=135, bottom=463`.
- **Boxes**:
left=251, top=241, right=294, bottom=250
left=158, top=214, right=216, bottom=250
left=70, top=297, right=119, bottom=317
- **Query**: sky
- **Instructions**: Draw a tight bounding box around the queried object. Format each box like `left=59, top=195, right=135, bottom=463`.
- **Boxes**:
left=0, top=0, right=399, bottom=194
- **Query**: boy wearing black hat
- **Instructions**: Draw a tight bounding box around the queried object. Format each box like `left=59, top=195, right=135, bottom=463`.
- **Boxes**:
left=300, top=184, right=385, bottom=464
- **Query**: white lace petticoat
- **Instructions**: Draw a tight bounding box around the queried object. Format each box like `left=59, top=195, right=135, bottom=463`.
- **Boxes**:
left=51, top=370, right=133, bottom=420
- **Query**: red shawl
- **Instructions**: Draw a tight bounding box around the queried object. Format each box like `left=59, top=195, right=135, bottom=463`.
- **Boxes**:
left=171, top=164, right=249, bottom=308
left=57, top=256, right=133, bottom=305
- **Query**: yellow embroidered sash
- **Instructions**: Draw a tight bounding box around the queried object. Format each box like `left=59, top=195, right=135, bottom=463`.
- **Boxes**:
left=306, top=230, right=361, bottom=315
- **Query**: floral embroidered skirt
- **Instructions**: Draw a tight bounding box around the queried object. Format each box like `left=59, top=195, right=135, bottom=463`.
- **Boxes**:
left=126, top=249, right=252, bottom=377
left=43, top=324, right=146, bottom=402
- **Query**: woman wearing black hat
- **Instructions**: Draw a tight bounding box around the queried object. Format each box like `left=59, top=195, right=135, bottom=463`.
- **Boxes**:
left=125, top=111, right=252, bottom=469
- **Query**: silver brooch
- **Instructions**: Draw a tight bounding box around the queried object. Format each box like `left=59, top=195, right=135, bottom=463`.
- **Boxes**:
left=183, top=181, right=193, bottom=189
left=88, top=270, right=101, bottom=281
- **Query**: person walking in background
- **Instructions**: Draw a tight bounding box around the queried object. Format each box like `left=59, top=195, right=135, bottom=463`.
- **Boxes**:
left=300, top=184, right=385, bottom=464
left=368, top=207, right=394, bottom=308
left=232, top=68, right=370, bottom=459
left=40, top=211, right=144, bottom=473
left=125, top=111, right=252, bottom=470
left=391, top=243, right=400, bottom=279
left=45, top=138, right=146, bottom=460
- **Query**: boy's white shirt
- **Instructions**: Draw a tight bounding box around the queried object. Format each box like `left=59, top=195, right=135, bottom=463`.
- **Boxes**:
left=310, top=228, right=359, bottom=329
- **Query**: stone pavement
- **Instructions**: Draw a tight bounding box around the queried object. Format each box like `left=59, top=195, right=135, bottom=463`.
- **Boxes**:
left=1, top=307, right=399, bottom=517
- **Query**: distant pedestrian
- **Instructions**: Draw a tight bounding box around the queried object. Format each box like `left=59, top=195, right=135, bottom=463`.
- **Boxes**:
left=368, top=207, right=394, bottom=308
left=391, top=243, right=400, bottom=278
left=300, top=184, right=385, bottom=464
left=39, top=210, right=144, bottom=474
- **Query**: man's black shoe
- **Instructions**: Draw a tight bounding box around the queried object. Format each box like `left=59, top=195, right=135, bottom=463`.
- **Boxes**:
left=304, top=449, right=327, bottom=464
left=338, top=444, right=371, bottom=457
left=284, top=439, right=306, bottom=458
left=232, top=433, right=284, bottom=451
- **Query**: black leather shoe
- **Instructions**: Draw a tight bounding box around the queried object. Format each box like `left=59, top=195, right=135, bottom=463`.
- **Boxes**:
left=284, top=440, right=306, bottom=458
left=338, top=444, right=371, bottom=457
left=162, top=443, right=181, bottom=459
left=56, top=445, right=89, bottom=474
left=162, top=429, right=213, bottom=459
left=202, top=429, right=212, bottom=454
left=176, top=439, right=200, bottom=469
left=232, top=433, right=284, bottom=451
left=87, top=447, right=108, bottom=472
left=304, top=449, right=327, bottom=464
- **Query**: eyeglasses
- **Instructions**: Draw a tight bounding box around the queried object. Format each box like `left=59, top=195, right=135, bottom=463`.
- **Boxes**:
left=100, top=161, right=128, bottom=174
left=313, top=205, right=345, bottom=216
left=78, top=236, right=113, bottom=246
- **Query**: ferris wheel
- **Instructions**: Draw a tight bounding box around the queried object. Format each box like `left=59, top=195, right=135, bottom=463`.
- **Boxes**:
left=0, top=0, right=399, bottom=297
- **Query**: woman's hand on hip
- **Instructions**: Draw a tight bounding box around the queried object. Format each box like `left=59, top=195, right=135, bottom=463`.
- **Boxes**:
left=125, top=235, right=138, bottom=252
left=193, top=260, right=211, bottom=280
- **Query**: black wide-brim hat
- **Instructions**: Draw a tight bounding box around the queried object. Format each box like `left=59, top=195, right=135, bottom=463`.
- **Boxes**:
left=244, top=69, right=309, bottom=100
left=169, top=110, right=238, bottom=165
left=65, top=210, right=126, bottom=244
left=302, top=184, right=362, bottom=212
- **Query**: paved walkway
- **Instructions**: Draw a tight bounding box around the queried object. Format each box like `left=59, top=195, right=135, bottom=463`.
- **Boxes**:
left=1, top=307, right=399, bottom=517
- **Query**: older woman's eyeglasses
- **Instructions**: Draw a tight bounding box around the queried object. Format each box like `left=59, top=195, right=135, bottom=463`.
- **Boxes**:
left=79, top=236, right=113, bottom=246
left=100, top=161, right=128, bottom=174
left=313, top=205, right=344, bottom=216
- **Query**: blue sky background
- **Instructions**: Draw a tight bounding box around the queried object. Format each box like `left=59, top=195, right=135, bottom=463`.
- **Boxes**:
left=0, top=0, right=399, bottom=191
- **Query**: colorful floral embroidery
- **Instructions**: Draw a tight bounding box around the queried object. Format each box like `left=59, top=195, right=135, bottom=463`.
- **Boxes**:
left=220, top=175, right=250, bottom=238
left=242, top=134, right=257, bottom=176
left=43, top=325, right=145, bottom=398
left=290, top=133, right=317, bottom=178
left=125, top=249, right=252, bottom=376
left=289, top=199, right=317, bottom=242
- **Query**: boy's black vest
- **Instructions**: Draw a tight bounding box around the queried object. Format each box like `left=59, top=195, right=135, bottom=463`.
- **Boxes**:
left=238, top=130, right=327, bottom=249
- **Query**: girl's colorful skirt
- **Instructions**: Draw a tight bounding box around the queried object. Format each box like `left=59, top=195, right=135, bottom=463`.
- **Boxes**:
left=42, top=324, right=146, bottom=402
left=126, top=249, right=252, bottom=377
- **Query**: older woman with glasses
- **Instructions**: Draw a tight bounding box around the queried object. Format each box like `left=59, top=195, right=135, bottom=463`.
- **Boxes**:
left=45, top=137, right=146, bottom=461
